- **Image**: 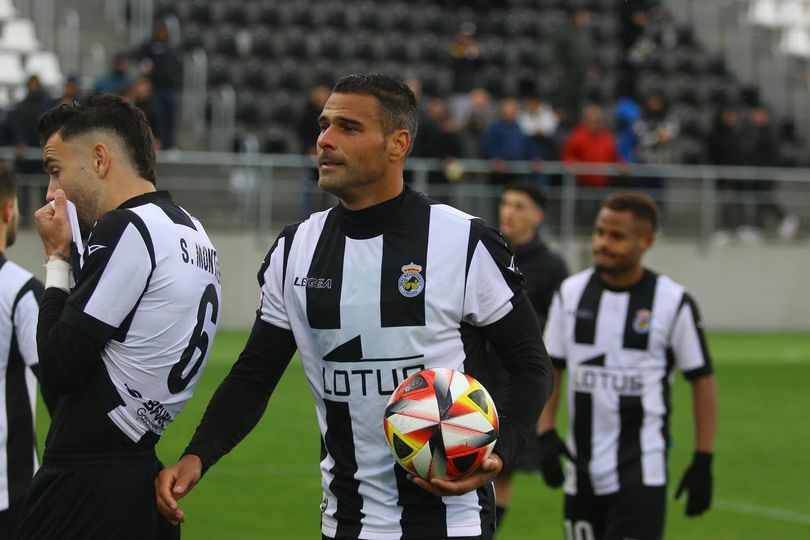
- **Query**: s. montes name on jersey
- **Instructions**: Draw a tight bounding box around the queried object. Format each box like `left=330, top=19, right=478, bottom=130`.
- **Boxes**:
left=180, top=238, right=220, bottom=283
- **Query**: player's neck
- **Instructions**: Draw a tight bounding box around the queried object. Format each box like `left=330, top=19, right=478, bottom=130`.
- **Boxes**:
left=599, top=264, right=645, bottom=290
left=103, top=176, right=157, bottom=213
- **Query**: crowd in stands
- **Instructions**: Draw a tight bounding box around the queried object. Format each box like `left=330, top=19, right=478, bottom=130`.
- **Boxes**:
left=0, top=1, right=804, bottom=239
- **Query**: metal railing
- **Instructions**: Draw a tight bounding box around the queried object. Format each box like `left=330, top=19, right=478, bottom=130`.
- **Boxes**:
left=8, top=148, right=810, bottom=255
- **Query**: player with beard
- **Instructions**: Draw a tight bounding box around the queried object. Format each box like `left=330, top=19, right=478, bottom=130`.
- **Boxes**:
left=0, top=164, right=54, bottom=539
left=539, top=192, right=717, bottom=539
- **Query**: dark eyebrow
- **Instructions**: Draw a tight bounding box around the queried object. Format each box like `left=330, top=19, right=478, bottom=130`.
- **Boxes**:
left=318, top=114, right=363, bottom=128
left=43, top=157, right=56, bottom=173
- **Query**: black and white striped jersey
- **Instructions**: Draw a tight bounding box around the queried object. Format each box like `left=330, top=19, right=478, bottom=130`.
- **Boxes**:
left=258, top=187, right=534, bottom=539
left=545, top=268, right=713, bottom=496
left=41, top=192, right=221, bottom=450
left=0, top=254, right=43, bottom=510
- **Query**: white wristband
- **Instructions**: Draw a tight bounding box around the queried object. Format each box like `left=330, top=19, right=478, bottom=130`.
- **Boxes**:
left=45, top=257, right=72, bottom=292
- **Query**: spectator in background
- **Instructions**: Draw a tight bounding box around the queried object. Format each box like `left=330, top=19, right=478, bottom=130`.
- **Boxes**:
left=561, top=105, right=624, bottom=226
left=12, top=76, right=52, bottom=178
left=707, top=106, right=745, bottom=244
left=136, top=22, right=182, bottom=149
left=482, top=97, right=540, bottom=186
left=633, top=92, right=679, bottom=214
left=411, top=97, right=462, bottom=187
left=296, top=84, right=332, bottom=216
left=553, top=8, right=595, bottom=121
left=297, top=84, right=332, bottom=156
left=93, top=53, right=133, bottom=95
left=452, top=87, right=496, bottom=159
left=449, top=22, right=484, bottom=95
left=517, top=94, right=559, bottom=161
left=127, top=77, right=165, bottom=149
left=741, top=105, right=799, bottom=240
left=55, top=76, right=81, bottom=106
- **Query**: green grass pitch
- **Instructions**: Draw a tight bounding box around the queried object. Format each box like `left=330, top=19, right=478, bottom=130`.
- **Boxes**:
left=37, top=332, right=810, bottom=538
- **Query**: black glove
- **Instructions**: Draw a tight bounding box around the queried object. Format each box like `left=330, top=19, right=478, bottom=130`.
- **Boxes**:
left=537, top=430, right=572, bottom=488
left=675, top=451, right=713, bottom=517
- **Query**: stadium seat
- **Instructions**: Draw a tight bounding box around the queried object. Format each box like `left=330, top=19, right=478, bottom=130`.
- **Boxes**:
left=288, top=3, right=310, bottom=26
left=381, top=33, right=408, bottom=62
left=242, top=58, right=267, bottom=90
left=279, top=27, right=308, bottom=59
left=357, top=1, right=381, bottom=29
left=215, top=26, right=238, bottom=57
left=314, top=29, right=344, bottom=60
left=0, top=51, right=24, bottom=86
left=483, top=37, right=508, bottom=66
left=0, top=0, right=17, bottom=21
left=481, top=10, right=508, bottom=37
left=266, top=91, right=295, bottom=123
left=781, top=26, right=810, bottom=57
left=181, top=23, right=204, bottom=51
left=24, top=51, right=63, bottom=88
left=480, top=65, right=505, bottom=97
left=320, top=2, right=348, bottom=29
left=188, top=0, right=212, bottom=24
left=511, top=9, right=541, bottom=39
left=420, top=5, right=446, bottom=34
left=276, top=59, right=304, bottom=90
left=258, top=0, right=281, bottom=26
left=251, top=27, right=275, bottom=58
left=516, top=67, right=539, bottom=96
left=154, top=0, right=178, bottom=19
left=311, top=60, right=335, bottom=86
left=236, top=91, right=262, bottom=126
left=350, top=31, right=378, bottom=61
left=263, top=126, right=290, bottom=153
left=0, top=19, right=39, bottom=53
left=383, top=3, right=414, bottom=31
left=416, top=34, right=441, bottom=64
left=207, top=56, right=232, bottom=87
left=224, top=0, right=247, bottom=25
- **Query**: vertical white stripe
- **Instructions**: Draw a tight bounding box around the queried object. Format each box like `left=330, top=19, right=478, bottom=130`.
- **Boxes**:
left=444, top=492, right=483, bottom=537
left=0, top=368, right=7, bottom=510
left=641, top=378, right=667, bottom=486
left=340, top=237, right=383, bottom=334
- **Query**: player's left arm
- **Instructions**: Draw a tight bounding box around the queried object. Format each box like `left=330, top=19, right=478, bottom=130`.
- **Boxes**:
left=36, top=197, right=153, bottom=395
left=413, top=223, right=552, bottom=497
left=671, top=292, right=718, bottom=516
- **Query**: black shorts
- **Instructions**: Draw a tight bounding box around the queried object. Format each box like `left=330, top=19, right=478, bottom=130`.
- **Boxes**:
left=563, top=485, right=666, bottom=540
left=18, top=449, right=180, bottom=540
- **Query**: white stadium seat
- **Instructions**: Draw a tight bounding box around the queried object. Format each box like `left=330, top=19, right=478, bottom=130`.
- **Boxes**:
left=24, top=50, right=62, bottom=87
left=0, top=18, right=39, bottom=53
left=0, top=0, right=17, bottom=21
left=781, top=25, right=810, bottom=57
left=749, top=0, right=780, bottom=27
left=0, top=50, right=24, bottom=85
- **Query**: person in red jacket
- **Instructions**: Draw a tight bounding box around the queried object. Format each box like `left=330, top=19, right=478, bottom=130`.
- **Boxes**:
left=561, top=104, right=624, bottom=188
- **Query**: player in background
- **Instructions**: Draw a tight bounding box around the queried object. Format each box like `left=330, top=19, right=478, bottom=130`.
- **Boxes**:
left=0, top=164, right=54, bottom=539
left=539, top=192, right=717, bottom=539
left=485, top=183, right=568, bottom=530
left=19, top=94, right=221, bottom=539
left=157, top=73, right=553, bottom=540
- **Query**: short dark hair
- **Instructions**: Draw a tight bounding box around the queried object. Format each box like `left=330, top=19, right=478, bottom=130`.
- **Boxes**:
left=37, top=93, right=157, bottom=184
left=503, top=181, right=547, bottom=210
left=603, top=191, right=659, bottom=232
left=333, top=73, right=418, bottom=154
left=0, top=161, right=16, bottom=203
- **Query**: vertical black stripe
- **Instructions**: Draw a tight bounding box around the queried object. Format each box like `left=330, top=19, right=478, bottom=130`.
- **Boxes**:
left=307, top=211, right=345, bottom=329
left=573, top=391, right=594, bottom=495
left=323, top=399, right=364, bottom=537
left=6, top=333, right=35, bottom=506
left=622, top=270, right=657, bottom=350
left=618, top=395, right=644, bottom=489
left=282, top=223, right=300, bottom=285
left=394, top=464, right=447, bottom=538
left=464, top=218, right=485, bottom=278
left=662, top=347, right=676, bottom=476
left=574, top=272, right=603, bottom=345
left=680, top=293, right=714, bottom=373
left=380, top=201, right=430, bottom=328
left=476, top=482, right=496, bottom=537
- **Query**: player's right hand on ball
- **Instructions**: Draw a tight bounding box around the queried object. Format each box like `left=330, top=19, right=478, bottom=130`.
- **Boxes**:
left=537, top=430, right=572, bottom=488
left=156, top=454, right=203, bottom=526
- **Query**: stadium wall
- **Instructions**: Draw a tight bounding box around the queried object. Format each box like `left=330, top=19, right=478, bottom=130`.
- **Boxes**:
left=8, top=230, right=809, bottom=332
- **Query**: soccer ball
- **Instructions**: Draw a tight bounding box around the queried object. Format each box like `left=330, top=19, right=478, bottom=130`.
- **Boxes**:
left=383, top=368, right=498, bottom=481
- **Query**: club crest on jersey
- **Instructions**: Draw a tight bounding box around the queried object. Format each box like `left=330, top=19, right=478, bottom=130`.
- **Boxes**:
left=632, top=309, right=652, bottom=334
left=398, top=262, right=424, bottom=298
